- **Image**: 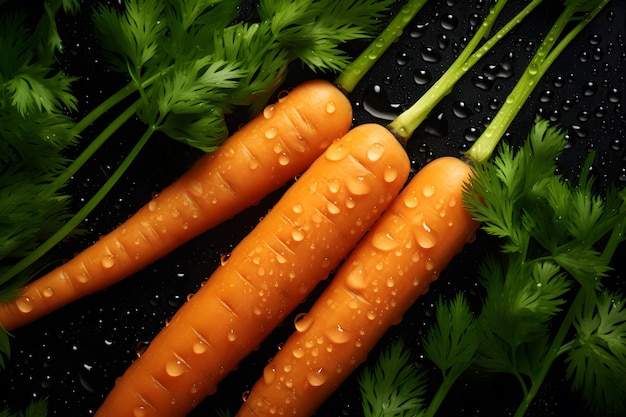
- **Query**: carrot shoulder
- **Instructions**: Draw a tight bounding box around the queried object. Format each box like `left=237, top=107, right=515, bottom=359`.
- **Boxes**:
left=236, top=156, right=479, bottom=417
left=0, top=79, right=352, bottom=332
left=94, top=123, right=411, bottom=417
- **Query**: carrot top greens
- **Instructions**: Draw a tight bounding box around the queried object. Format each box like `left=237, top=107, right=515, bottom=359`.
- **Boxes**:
left=0, top=0, right=393, bottom=308
left=359, top=120, right=626, bottom=417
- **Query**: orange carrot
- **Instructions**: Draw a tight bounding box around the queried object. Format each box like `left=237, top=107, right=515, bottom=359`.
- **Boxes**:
left=0, top=79, right=352, bottom=332
left=235, top=156, right=479, bottom=417
left=93, top=123, right=411, bottom=417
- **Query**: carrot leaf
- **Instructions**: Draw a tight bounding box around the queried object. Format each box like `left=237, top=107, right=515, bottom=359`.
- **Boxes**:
left=359, top=339, right=428, bottom=417
left=566, top=291, right=626, bottom=415
left=0, top=398, right=47, bottom=417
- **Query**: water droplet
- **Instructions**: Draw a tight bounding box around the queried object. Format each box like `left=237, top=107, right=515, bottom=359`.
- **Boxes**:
left=165, top=359, right=187, bottom=377
left=101, top=256, right=115, bottom=269
left=421, top=46, right=441, bottom=63
left=306, top=368, right=328, bottom=387
left=413, top=68, right=432, bottom=86
left=422, top=185, right=435, bottom=197
left=291, top=228, right=305, bottom=242
left=265, top=127, right=277, bottom=139
left=42, top=287, right=54, bottom=298
left=396, top=51, right=410, bottom=66
left=367, top=143, right=384, bottom=161
left=292, top=203, right=303, bottom=214
left=278, top=153, right=290, bottom=166
left=440, top=13, right=458, bottom=30
left=346, top=268, right=368, bottom=290
left=220, top=253, right=231, bottom=266
left=263, top=365, right=276, bottom=384
left=325, top=325, right=350, bottom=344
left=362, top=84, right=401, bottom=120
left=193, top=341, right=207, bottom=354
left=327, top=201, right=340, bottom=214
left=16, top=297, right=34, bottom=313
left=345, top=176, right=371, bottom=195
left=383, top=165, right=399, bottom=183
left=325, top=101, right=336, bottom=114
left=325, top=144, right=348, bottom=161
left=263, top=105, right=275, bottom=119
left=227, top=329, right=237, bottom=342
left=294, top=313, right=313, bottom=332
left=366, top=310, right=376, bottom=320
left=415, top=222, right=437, bottom=249
left=372, top=232, right=400, bottom=251
left=452, top=101, right=472, bottom=119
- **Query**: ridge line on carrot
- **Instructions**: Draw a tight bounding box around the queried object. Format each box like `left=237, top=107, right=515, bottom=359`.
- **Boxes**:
left=233, top=0, right=612, bottom=416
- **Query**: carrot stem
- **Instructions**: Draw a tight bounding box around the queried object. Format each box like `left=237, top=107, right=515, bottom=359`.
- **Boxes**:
left=465, top=0, right=612, bottom=164
left=334, top=0, right=430, bottom=93
left=388, top=0, right=545, bottom=143
left=1, top=124, right=155, bottom=283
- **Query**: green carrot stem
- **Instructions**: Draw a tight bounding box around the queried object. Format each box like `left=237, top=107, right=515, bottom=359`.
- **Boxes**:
left=71, top=82, right=138, bottom=136
left=388, top=0, right=544, bottom=143
left=422, top=366, right=470, bottom=417
left=1, top=126, right=155, bottom=283
left=465, top=0, right=611, bottom=165
left=334, top=0, right=431, bottom=93
left=52, top=100, right=140, bottom=192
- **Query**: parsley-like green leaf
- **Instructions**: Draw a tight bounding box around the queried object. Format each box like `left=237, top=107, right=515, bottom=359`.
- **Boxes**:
left=566, top=292, right=626, bottom=415
left=359, top=339, right=428, bottom=417
left=423, top=294, right=478, bottom=376
left=0, top=398, right=47, bottom=417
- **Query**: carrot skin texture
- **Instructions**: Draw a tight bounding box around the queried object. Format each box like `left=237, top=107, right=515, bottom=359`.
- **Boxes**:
left=236, top=157, right=479, bottom=417
left=93, top=123, right=411, bottom=417
left=0, top=79, right=352, bottom=332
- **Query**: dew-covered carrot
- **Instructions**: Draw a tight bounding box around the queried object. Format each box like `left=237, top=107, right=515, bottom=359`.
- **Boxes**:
left=235, top=156, right=478, bottom=417
left=0, top=79, right=352, bottom=332
left=93, top=123, right=410, bottom=417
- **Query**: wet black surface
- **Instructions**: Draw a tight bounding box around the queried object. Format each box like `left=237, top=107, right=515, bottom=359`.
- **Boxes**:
left=0, top=1, right=624, bottom=416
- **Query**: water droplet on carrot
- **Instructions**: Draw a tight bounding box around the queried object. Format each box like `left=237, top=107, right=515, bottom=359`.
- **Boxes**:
left=101, top=256, right=115, bottom=269
left=325, top=101, right=336, bottom=114
left=42, top=287, right=54, bottom=298
left=367, top=310, right=376, bottom=320
left=294, top=313, right=313, bottom=332
left=306, top=368, right=328, bottom=387
left=263, top=105, right=275, bottom=119
left=345, top=176, right=371, bottom=195
left=292, top=203, right=303, bottom=213
left=372, top=232, right=400, bottom=251
left=165, top=359, right=186, bottom=377
left=220, top=253, right=231, bottom=266
left=291, top=228, right=305, bottom=242
left=278, top=153, right=290, bottom=166
left=366, top=143, right=384, bottom=161
left=327, top=202, right=340, bottom=214
left=16, top=297, right=34, bottom=313
left=241, top=390, right=250, bottom=402
left=227, top=329, right=237, bottom=342
left=416, top=222, right=437, bottom=249
left=346, top=268, right=368, bottom=290
left=148, top=200, right=157, bottom=211
left=325, top=144, right=347, bottom=161
left=422, top=185, right=435, bottom=197
left=249, top=158, right=259, bottom=170
left=345, top=196, right=356, bottom=209
left=263, top=365, right=276, bottom=384
left=403, top=194, right=419, bottom=208
left=383, top=165, right=399, bottom=182
left=193, top=341, right=207, bottom=354
left=292, top=347, right=305, bottom=358
left=265, top=127, right=277, bottom=139
left=325, top=325, right=350, bottom=344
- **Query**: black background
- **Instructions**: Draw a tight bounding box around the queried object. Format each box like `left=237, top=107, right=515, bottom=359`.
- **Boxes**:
left=1, top=1, right=624, bottom=416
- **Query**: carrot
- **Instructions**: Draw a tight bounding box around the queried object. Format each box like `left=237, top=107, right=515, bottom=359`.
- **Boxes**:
left=93, top=123, right=411, bottom=417
left=0, top=79, right=352, bottom=332
left=235, top=157, right=478, bottom=417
